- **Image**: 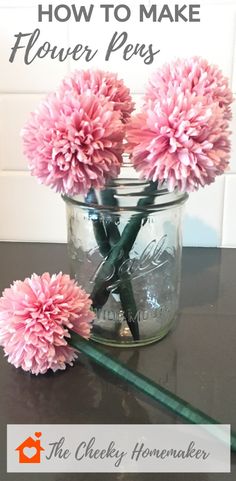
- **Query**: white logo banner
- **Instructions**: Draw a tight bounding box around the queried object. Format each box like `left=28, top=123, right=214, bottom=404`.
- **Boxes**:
left=7, top=424, right=230, bottom=473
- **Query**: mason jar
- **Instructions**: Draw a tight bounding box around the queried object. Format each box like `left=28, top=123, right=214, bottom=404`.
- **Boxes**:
left=63, top=163, right=188, bottom=347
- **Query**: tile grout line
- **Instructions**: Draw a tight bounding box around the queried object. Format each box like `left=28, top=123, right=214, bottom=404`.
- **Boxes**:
left=0, top=91, right=145, bottom=95
left=0, top=170, right=30, bottom=176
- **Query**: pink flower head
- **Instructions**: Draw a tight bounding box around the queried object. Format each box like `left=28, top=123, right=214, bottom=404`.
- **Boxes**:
left=22, top=91, right=125, bottom=196
left=128, top=58, right=233, bottom=192
left=0, top=273, right=94, bottom=375
left=146, top=57, right=233, bottom=120
left=60, top=69, right=134, bottom=123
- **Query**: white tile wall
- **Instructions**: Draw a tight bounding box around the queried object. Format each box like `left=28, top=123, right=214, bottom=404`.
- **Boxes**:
left=183, top=177, right=225, bottom=247
left=0, top=1, right=235, bottom=246
left=229, top=97, right=236, bottom=173
left=0, top=94, right=44, bottom=170
left=222, top=175, right=236, bottom=247
left=0, top=172, right=66, bottom=242
left=0, top=7, right=69, bottom=92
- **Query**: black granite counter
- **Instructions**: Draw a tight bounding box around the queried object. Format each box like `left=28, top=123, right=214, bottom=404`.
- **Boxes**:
left=0, top=243, right=235, bottom=481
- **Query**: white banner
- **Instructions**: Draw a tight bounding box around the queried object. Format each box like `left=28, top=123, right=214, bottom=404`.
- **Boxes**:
left=7, top=424, right=230, bottom=473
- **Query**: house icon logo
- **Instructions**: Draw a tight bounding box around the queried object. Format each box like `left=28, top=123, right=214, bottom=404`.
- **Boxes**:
left=15, top=432, right=45, bottom=464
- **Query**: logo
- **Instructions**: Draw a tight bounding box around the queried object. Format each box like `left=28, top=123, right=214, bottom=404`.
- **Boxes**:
left=8, top=425, right=230, bottom=473
left=89, top=236, right=169, bottom=291
left=15, top=432, right=44, bottom=464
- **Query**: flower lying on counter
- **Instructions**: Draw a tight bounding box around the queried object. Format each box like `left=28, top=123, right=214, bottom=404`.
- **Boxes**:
left=0, top=273, right=94, bottom=375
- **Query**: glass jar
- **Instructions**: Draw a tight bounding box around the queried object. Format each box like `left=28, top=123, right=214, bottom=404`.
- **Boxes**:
left=63, top=164, right=188, bottom=347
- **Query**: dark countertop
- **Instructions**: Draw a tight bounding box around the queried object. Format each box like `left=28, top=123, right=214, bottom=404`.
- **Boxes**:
left=0, top=243, right=235, bottom=481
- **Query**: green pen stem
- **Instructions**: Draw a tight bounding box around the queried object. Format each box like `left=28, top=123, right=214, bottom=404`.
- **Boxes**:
left=100, top=188, right=140, bottom=341
left=85, top=189, right=110, bottom=258
left=85, top=189, right=140, bottom=340
left=90, top=181, right=158, bottom=311
left=100, top=189, right=121, bottom=247
left=69, top=331, right=236, bottom=452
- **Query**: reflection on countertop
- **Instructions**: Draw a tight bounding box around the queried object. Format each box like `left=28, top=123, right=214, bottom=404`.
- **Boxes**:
left=0, top=243, right=235, bottom=481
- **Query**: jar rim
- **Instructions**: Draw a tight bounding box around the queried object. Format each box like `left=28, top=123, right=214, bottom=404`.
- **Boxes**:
left=62, top=183, right=188, bottom=213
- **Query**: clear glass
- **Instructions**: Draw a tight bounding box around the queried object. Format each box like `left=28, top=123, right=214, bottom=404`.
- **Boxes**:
left=63, top=164, right=188, bottom=347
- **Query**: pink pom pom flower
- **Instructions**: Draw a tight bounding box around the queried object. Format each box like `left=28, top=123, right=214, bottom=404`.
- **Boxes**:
left=22, top=71, right=130, bottom=196
left=60, top=69, right=134, bottom=123
left=0, top=273, right=94, bottom=375
left=127, top=57, right=233, bottom=193
left=146, top=57, right=233, bottom=121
